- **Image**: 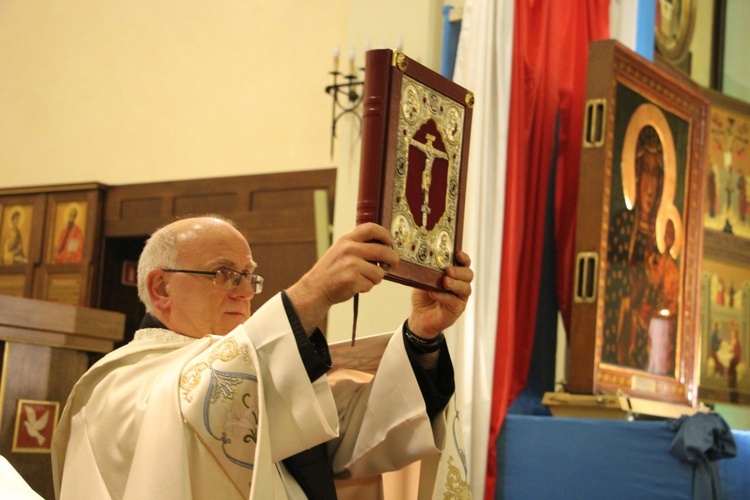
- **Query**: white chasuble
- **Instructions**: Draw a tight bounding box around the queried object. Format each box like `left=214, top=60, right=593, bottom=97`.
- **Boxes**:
left=417, top=395, right=472, bottom=499
left=180, top=292, right=340, bottom=498
left=53, top=295, right=338, bottom=499
left=52, top=293, right=468, bottom=499
left=329, top=334, right=472, bottom=499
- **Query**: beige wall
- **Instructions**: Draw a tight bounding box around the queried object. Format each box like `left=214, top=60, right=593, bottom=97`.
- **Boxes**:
left=722, top=0, right=750, bottom=102
left=0, top=0, right=445, bottom=341
left=673, top=0, right=749, bottom=104
left=0, top=0, right=444, bottom=189
left=690, top=0, right=714, bottom=88
left=0, top=1, right=349, bottom=187
left=327, top=0, right=445, bottom=341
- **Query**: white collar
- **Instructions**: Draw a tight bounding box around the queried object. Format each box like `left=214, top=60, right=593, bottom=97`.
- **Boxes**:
left=133, top=328, right=198, bottom=344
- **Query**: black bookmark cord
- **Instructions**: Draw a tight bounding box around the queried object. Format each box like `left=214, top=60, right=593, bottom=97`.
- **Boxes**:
left=351, top=293, right=359, bottom=346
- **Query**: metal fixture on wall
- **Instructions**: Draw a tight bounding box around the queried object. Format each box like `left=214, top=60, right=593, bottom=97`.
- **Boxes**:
left=324, top=45, right=364, bottom=159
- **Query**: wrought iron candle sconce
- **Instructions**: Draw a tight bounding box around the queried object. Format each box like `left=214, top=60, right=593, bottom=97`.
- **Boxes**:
left=325, top=48, right=364, bottom=159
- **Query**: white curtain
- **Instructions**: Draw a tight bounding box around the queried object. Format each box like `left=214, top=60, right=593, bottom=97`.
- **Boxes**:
left=448, top=0, right=515, bottom=497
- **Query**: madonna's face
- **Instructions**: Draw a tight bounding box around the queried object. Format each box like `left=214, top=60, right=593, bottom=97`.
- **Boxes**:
left=638, top=152, right=663, bottom=217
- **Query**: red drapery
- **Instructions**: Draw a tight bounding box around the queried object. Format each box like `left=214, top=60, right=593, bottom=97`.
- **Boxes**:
left=484, top=2, right=610, bottom=498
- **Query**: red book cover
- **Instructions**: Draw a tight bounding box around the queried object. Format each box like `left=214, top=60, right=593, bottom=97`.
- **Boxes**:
left=357, top=49, right=474, bottom=291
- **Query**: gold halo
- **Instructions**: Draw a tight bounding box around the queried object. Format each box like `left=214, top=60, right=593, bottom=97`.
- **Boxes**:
left=65, top=202, right=82, bottom=219
left=620, top=103, right=677, bottom=213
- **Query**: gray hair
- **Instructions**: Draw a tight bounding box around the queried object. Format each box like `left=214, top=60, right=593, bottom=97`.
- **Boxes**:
left=136, top=214, right=239, bottom=312
left=137, top=223, right=180, bottom=313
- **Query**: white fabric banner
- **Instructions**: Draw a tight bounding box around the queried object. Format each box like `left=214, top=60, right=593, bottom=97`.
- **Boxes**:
left=449, top=0, right=515, bottom=497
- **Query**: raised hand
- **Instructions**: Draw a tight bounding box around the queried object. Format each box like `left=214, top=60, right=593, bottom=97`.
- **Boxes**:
left=285, top=223, right=401, bottom=334
left=407, top=250, right=473, bottom=340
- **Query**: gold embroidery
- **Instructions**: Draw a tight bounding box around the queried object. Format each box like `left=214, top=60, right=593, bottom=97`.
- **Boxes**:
left=208, top=339, right=250, bottom=363
left=443, top=456, right=471, bottom=499
left=208, top=372, right=244, bottom=403
left=179, top=335, right=259, bottom=479
left=180, top=338, right=250, bottom=403
left=180, top=362, right=209, bottom=403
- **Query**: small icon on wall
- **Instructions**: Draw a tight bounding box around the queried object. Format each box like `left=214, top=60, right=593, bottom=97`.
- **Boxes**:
left=12, top=399, right=59, bottom=453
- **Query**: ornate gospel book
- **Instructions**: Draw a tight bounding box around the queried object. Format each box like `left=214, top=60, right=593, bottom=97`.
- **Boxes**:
left=357, top=49, right=474, bottom=291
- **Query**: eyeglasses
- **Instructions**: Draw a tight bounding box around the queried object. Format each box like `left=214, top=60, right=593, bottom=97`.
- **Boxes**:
left=162, top=269, right=264, bottom=294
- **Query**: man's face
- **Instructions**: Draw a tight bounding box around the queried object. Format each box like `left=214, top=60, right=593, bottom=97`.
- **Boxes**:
left=160, top=220, right=256, bottom=337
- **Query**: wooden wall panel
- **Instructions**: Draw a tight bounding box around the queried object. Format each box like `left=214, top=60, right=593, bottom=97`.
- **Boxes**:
left=0, top=343, right=90, bottom=500
left=104, top=169, right=336, bottom=238
left=99, top=168, right=336, bottom=342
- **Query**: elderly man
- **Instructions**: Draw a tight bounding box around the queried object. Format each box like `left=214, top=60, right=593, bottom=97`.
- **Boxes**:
left=51, top=216, right=473, bottom=499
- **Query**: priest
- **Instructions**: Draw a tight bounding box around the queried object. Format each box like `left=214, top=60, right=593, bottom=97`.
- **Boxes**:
left=51, top=215, right=473, bottom=499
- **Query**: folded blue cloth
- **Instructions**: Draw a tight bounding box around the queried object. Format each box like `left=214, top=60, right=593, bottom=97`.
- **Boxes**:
left=667, top=413, right=738, bottom=500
